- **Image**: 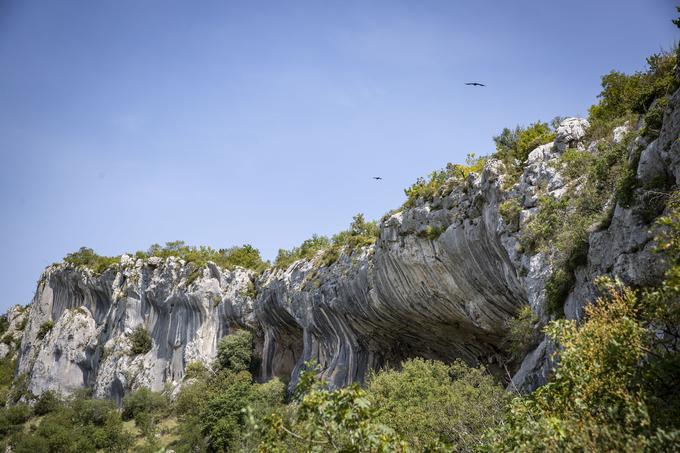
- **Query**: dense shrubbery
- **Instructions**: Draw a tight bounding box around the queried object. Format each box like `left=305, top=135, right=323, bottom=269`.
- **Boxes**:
left=36, top=320, right=54, bottom=340
left=63, top=242, right=270, bottom=275
left=129, top=325, right=152, bottom=355
left=587, top=50, right=678, bottom=141
left=504, top=306, right=541, bottom=360
left=173, top=330, right=286, bottom=452
left=64, top=247, right=120, bottom=275
left=275, top=213, right=380, bottom=269
left=1, top=390, right=133, bottom=452
left=274, top=234, right=331, bottom=269
left=367, top=359, right=509, bottom=451
left=140, top=241, right=269, bottom=274
left=403, top=154, right=486, bottom=208
left=493, top=122, right=556, bottom=180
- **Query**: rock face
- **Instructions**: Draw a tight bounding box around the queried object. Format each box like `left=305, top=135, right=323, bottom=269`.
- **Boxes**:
left=9, top=92, right=680, bottom=399
left=16, top=257, right=255, bottom=402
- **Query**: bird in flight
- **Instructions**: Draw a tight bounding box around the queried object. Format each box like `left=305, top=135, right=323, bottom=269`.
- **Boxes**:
left=372, top=176, right=383, bottom=180
left=465, top=82, right=486, bottom=86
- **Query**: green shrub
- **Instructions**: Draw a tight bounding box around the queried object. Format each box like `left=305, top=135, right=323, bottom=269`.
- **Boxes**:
left=493, top=122, right=556, bottom=180
left=251, top=363, right=409, bottom=452
left=33, top=391, right=62, bottom=416
left=367, top=358, right=509, bottom=451
left=129, top=325, right=152, bottom=355
left=37, top=321, right=54, bottom=340
left=216, top=330, right=253, bottom=373
left=545, top=268, right=574, bottom=317
left=505, top=306, right=541, bottom=358
left=587, top=50, right=677, bottom=141
left=143, top=241, right=269, bottom=273
left=122, top=387, right=168, bottom=421
left=0, top=404, right=32, bottom=438
left=520, top=196, right=570, bottom=253
left=64, top=247, right=119, bottom=275
left=416, top=224, right=446, bottom=240
left=643, top=95, right=670, bottom=138
left=274, top=234, right=331, bottom=269
left=0, top=316, right=8, bottom=338
left=184, top=361, right=209, bottom=380
left=10, top=392, right=133, bottom=452
left=499, top=198, right=523, bottom=230
left=403, top=154, right=487, bottom=208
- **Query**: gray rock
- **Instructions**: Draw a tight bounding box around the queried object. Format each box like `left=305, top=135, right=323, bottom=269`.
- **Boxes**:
left=555, top=117, right=590, bottom=151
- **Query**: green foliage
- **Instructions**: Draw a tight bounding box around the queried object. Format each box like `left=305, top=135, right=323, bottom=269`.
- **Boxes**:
left=504, top=306, right=541, bottom=359
left=3, top=391, right=133, bottom=452
left=403, top=154, right=487, bottom=208
left=493, top=122, right=556, bottom=180
left=64, top=247, right=119, bottom=275
left=251, top=362, right=410, bottom=452
left=174, top=367, right=286, bottom=453
left=184, top=361, right=209, bottom=380
left=122, top=387, right=169, bottom=421
left=129, top=325, right=152, bottom=355
left=34, top=390, right=62, bottom=416
left=216, top=330, right=253, bottom=373
left=37, top=320, right=54, bottom=340
left=64, top=242, right=270, bottom=276
left=641, top=96, right=669, bottom=140
left=0, top=404, right=32, bottom=439
left=587, top=50, right=677, bottom=141
left=367, top=358, right=509, bottom=452
left=499, top=198, right=523, bottom=231
left=275, top=214, right=380, bottom=270
left=416, top=224, right=446, bottom=240
left=143, top=241, right=269, bottom=273
left=0, top=316, right=8, bottom=338
left=0, top=357, right=15, bottom=406
left=275, top=234, right=331, bottom=269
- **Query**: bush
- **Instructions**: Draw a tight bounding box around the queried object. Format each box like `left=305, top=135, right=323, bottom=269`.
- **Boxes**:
left=37, top=321, right=54, bottom=340
left=122, top=387, right=168, bottom=421
left=504, top=306, right=541, bottom=358
left=499, top=198, right=523, bottom=231
left=403, top=154, right=487, bottom=208
left=216, top=330, right=253, bottom=373
left=0, top=316, right=8, bottom=338
left=64, top=247, right=119, bottom=275
left=274, top=234, right=331, bottom=269
left=417, top=224, right=446, bottom=240
left=251, top=363, right=409, bottom=452
left=8, top=392, right=133, bottom=452
left=367, top=358, right=510, bottom=451
left=129, top=325, right=152, bottom=355
left=34, top=390, right=62, bottom=416
left=493, top=121, right=556, bottom=180
left=587, top=50, right=677, bottom=141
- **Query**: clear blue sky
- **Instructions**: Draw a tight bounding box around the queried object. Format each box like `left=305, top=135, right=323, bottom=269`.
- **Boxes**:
left=0, top=0, right=677, bottom=312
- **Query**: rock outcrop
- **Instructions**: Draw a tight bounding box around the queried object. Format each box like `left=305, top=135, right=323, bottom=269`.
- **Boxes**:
left=8, top=93, right=680, bottom=399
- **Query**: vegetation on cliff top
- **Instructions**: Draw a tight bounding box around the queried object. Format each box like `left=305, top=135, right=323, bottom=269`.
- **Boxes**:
left=63, top=241, right=269, bottom=275
left=274, top=213, right=379, bottom=269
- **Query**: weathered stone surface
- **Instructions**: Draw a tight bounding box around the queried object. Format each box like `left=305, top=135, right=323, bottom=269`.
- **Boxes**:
left=16, top=258, right=255, bottom=402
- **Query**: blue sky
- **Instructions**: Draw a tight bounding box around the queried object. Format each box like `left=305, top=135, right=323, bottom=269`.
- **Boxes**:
left=0, top=0, right=677, bottom=312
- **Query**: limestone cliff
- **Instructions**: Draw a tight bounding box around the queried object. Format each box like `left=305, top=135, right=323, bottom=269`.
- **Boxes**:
left=8, top=89, right=680, bottom=400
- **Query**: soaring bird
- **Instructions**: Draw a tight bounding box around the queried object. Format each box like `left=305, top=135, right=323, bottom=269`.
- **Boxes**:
left=372, top=176, right=383, bottom=180
left=465, top=82, right=486, bottom=86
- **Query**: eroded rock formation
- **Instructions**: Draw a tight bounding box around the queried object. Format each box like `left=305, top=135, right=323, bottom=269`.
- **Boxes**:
left=9, top=88, right=680, bottom=399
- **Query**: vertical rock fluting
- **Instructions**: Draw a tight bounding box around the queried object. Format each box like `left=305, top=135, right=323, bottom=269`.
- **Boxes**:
left=17, top=256, right=256, bottom=401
